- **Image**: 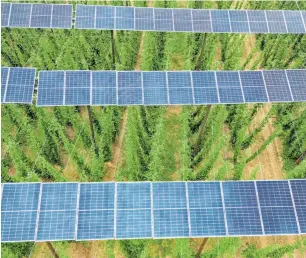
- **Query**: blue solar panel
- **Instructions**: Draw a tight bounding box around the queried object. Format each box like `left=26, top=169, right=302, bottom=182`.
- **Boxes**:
left=247, top=10, right=269, bottom=33
left=118, top=72, right=142, bottom=105
left=173, top=9, right=192, bottom=32
left=116, top=209, right=152, bottom=239
left=78, top=210, right=114, bottom=240
left=116, top=6, right=134, bottom=30
left=286, top=70, right=306, bottom=101
left=190, top=208, right=226, bottom=236
left=266, top=11, right=287, bottom=33
left=192, top=72, right=219, bottom=104
left=51, top=4, right=73, bottom=29
left=75, top=5, right=95, bottom=29
left=2, top=211, right=37, bottom=242
left=154, top=209, right=189, bottom=238
left=284, top=11, right=305, bottom=34
left=153, top=182, right=187, bottom=209
left=263, top=70, right=293, bottom=102
left=37, top=183, right=78, bottom=241
left=117, top=183, right=151, bottom=209
left=30, top=4, right=52, bottom=28
left=4, top=67, right=36, bottom=104
left=1, top=3, right=11, bottom=27
left=96, top=6, right=115, bottom=29
left=143, top=72, right=168, bottom=105
left=229, top=10, right=249, bottom=33
left=77, top=183, right=114, bottom=240
left=257, top=181, right=299, bottom=234
left=168, top=72, right=193, bottom=104
left=219, top=88, right=244, bottom=103
left=1, top=183, right=40, bottom=211
left=239, top=71, right=268, bottom=102
left=192, top=9, right=212, bottom=32
left=188, top=182, right=223, bottom=208
left=226, top=208, right=263, bottom=235
left=222, top=181, right=263, bottom=235
left=37, top=71, right=64, bottom=106
left=65, top=71, right=90, bottom=105
left=290, top=180, right=306, bottom=233
left=9, top=3, right=31, bottom=28
left=135, top=7, right=154, bottom=31
left=260, top=207, right=299, bottom=234
left=37, top=210, right=76, bottom=240
left=40, top=183, right=78, bottom=211
left=154, top=8, right=173, bottom=32
left=92, top=71, right=117, bottom=105
left=79, top=183, right=115, bottom=210
left=1, top=67, right=9, bottom=102
left=211, top=10, right=231, bottom=32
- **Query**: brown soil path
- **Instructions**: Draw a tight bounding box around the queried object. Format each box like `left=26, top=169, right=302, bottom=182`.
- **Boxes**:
left=104, top=109, right=128, bottom=181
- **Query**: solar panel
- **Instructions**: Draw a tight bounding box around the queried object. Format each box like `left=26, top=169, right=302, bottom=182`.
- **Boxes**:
left=285, top=70, right=306, bottom=101
left=289, top=180, right=306, bottom=234
left=173, top=9, right=192, bottom=32
left=92, top=71, right=117, bottom=105
left=37, top=71, right=64, bottom=106
left=116, top=183, right=152, bottom=239
left=216, top=71, right=244, bottom=103
left=266, top=10, right=287, bottom=33
left=1, top=3, right=11, bottom=27
left=65, top=71, right=91, bottom=105
left=152, top=182, right=189, bottom=238
left=192, top=9, right=212, bottom=32
left=2, top=180, right=306, bottom=242
left=247, top=10, right=269, bottom=33
left=142, top=72, right=168, bottom=105
left=77, top=183, right=115, bottom=240
left=284, top=11, right=306, bottom=34
left=256, top=181, right=299, bottom=234
left=154, top=8, right=174, bottom=32
left=1, top=183, right=40, bottom=242
left=239, top=71, right=268, bottom=103
left=116, top=6, right=135, bottom=30
left=211, top=10, right=231, bottom=33
left=37, top=183, right=78, bottom=241
left=222, top=181, right=263, bottom=235
left=192, top=71, right=219, bottom=104
left=262, top=70, right=293, bottom=102
left=135, top=7, right=154, bottom=31
left=75, top=5, right=96, bottom=29
left=168, top=72, right=193, bottom=104
left=2, top=67, right=36, bottom=104
left=50, top=4, right=73, bottom=29
left=229, top=10, right=250, bottom=33
left=118, top=72, right=142, bottom=105
left=188, top=182, right=226, bottom=236
left=30, top=4, right=52, bottom=28
left=1, top=67, right=9, bottom=103
left=96, top=6, right=115, bottom=29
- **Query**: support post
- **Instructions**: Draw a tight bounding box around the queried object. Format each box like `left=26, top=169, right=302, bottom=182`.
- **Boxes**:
left=196, top=238, right=208, bottom=258
left=87, top=106, right=98, bottom=156
left=110, top=30, right=116, bottom=70
left=295, top=151, right=306, bottom=165
left=195, top=33, right=208, bottom=70
left=46, top=242, right=59, bottom=258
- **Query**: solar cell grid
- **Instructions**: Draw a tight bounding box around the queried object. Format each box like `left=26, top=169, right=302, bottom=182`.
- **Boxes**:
left=154, top=8, right=173, bottom=31
left=247, top=10, right=269, bottom=33
left=1, top=67, right=9, bottom=102
left=211, top=10, right=231, bottom=32
left=229, top=10, right=249, bottom=33
left=173, top=9, right=192, bottom=32
left=143, top=72, right=168, bottom=105
left=116, top=183, right=151, bottom=209
left=263, top=70, right=293, bottom=102
left=285, top=70, right=306, bottom=101
left=1, top=183, right=40, bottom=211
left=266, top=10, right=287, bottom=33
left=9, top=3, right=31, bottom=28
left=116, top=6, right=134, bottom=30
left=1, top=3, right=11, bottom=27
left=135, top=7, right=154, bottom=31
left=284, top=11, right=306, bottom=34
left=51, top=4, right=73, bottom=29
left=4, top=67, right=36, bottom=104
left=30, top=4, right=52, bottom=28
left=191, top=9, right=212, bottom=32
left=153, top=182, right=187, bottom=209
left=79, top=183, right=115, bottom=210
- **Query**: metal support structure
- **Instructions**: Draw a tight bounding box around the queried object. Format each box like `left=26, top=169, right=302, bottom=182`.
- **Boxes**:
left=87, top=106, right=98, bottom=156
left=110, top=30, right=116, bottom=70
left=196, top=238, right=209, bottom=258
left=46, top=242, right=59, bottom=258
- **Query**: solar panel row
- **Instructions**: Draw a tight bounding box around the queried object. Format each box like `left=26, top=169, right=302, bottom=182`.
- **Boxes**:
left=36, top=70, right=306, bottom=106
left=2, top=3, right=306, bottom=34
left=75, top=5, right=306, bottom=34
left=1, top=67, right=36, bottom=104
left=1, top=180, right=305, bottom=242
left=1, top=3, right=72, bottom=29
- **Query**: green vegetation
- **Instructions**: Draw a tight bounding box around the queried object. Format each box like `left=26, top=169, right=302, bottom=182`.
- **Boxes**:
left=1, top=0, right=306, bottom=257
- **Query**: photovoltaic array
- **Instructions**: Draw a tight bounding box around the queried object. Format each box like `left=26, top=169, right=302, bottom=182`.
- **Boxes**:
left=1, top=3, right=306, bottom=35
left=1, top=180, right=305, bottom=242
left=75, top=5, right=306, bottom=34
left=36, top=70, right=306, bottom=106
left=1, top=67, right=36, bottom=104
left=1, top=3, right=72, bottom=29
